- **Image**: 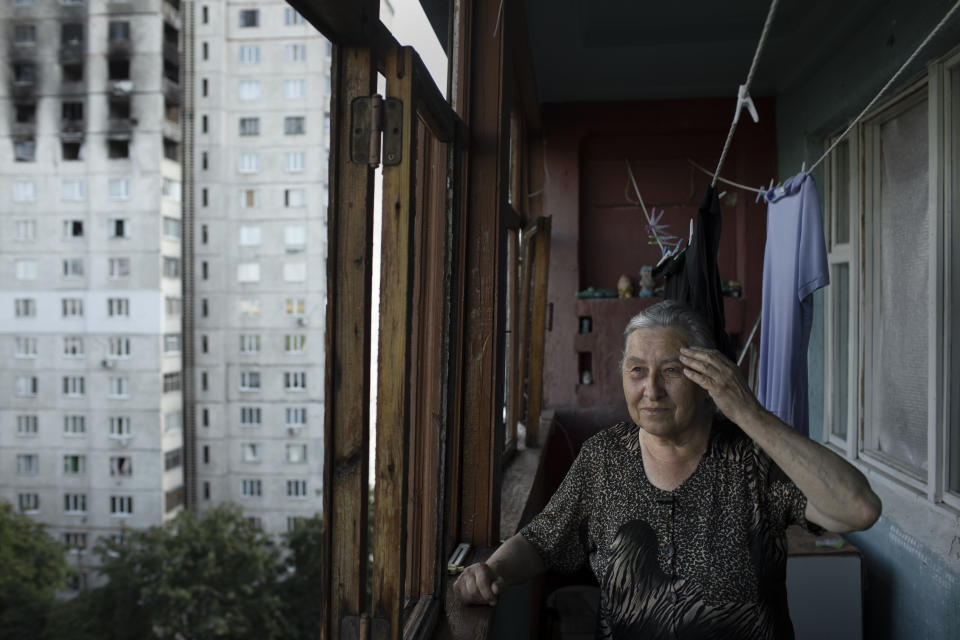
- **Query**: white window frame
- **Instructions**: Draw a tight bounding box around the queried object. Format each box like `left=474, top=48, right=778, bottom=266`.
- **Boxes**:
left=108, top=257, right=131, bottom=278
left=823, top=55, right=960, bottom=510
left=238, top=153, right=260, bottom=174
left=241, top=478, right=262, bottom=497
left=285, top=224, right=307, bottom=244
left=63, top=454, right=86, bottom=475
left=107, top=297, right=130, bottom=317
left=17, top=414, right=39, bottom=436
left=108, top=336, right=132, bottom=358
left=240, top=406, right=262, bottom=426
left=63, top=415, right=86, bottom=436
left=110, top=456, right=133, bottom=476
left=285, top=334, right=306, bottom=354
left=286, top=479, right=308, bottom=498
left=63, top=336, right=84, bottom=357
left=239, top=80, right=261, bottom=100
left=62, top=375, right=85, bottom=397
left=17, top=454, right=39, bottom=475
left=64, top=493, right=87, bottom=514
left=237, top=262, right=261, bottom=283
left=110, top=495, right=134, bottom=516
left=15, top=220, right=37, bottom=241
left=109, top=416, right=132, bottom=439
left=239, top=225, right=261, bottom=246
left=15, top=259, right=37, bottom=280
left=15, top=298, right=37, bottom=318
left=283, top=79, right=306, bottom=99
left=286, top=443, right=307, bottom=463
left=62, top=298, right=83, bottom=317
left=240, top=334, right=261, bottom=353
left=284, top=371, right=306, bottom=391
left=108, top=178, right=130, bottom=200
left=238, top=44, right=260, bottom=64
left=240, top=371, right=261, bottom=391
left=61, top=179, right=85, bottom=201
left=108, top=376, right=130, bottom=398
left=15, top=336, right=37, bottom=358
left=15, top=376, right=38, bottom=397
left=285, top=43, right=306, bottom=62
left=242, top=443, right=262, bottom=463
left=13, top=180, right=36, bottom=202
left=283, top=151, right=305, bottom=172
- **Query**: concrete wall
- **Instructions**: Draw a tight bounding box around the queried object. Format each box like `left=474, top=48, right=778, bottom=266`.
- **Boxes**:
left=540, top=99, right=776, bottom=415
left=777, top=2, right=960, bottom=637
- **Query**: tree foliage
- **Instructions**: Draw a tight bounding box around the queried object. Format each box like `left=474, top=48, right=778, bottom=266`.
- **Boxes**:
left=0, top=500, right=68, bottom=640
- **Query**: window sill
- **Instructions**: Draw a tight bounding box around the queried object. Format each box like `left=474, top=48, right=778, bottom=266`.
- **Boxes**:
left=435, top=548, right=496, bottom=640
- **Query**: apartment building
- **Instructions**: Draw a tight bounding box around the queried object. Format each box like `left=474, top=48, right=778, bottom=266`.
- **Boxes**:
left=191, top=0, right=330, bottom=535
left=0, top=0, right=186, bottom=587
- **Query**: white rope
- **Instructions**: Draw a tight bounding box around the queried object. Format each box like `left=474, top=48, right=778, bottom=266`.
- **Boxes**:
left=689, top=159, right=763, bottom=194
left=711, top=0, right=781, bottom=186
left=807, top=0, right=960, bottom=175
left=624, top=159, right=666, bottom=255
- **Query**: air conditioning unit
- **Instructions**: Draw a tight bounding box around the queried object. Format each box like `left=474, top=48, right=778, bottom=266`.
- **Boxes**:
left=296, top=317, right=308, bottom=327
left=287, top=425, right=303, bottom=436
left=102, top=359, right=115, bottom=369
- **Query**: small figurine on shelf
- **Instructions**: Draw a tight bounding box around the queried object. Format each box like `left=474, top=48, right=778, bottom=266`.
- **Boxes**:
left=637, top=265, right=655, bottom=298
left=617, top=274, right=634, bottom=298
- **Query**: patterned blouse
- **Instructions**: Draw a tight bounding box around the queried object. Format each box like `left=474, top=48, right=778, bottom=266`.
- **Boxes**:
left=520, top=419, right=821, bottom=640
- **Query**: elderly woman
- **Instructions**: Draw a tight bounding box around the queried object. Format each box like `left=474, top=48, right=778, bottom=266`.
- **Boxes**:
left=454, top=300, right=880, bottom=639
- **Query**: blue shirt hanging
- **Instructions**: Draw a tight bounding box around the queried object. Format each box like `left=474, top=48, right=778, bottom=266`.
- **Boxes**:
left=757, top=172, right=829, bottom=437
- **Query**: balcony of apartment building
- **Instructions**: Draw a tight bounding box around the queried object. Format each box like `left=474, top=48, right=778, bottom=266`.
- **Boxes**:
left=60, top=101, right=85, bottom=143
left=11, top=60, right=38, bottom=100
left=108, top=58, right=134, bottom=98
left=291, top=1, right=960, bottom=640
left=11, top=101, right=37, bottom=139
left=107, top=98, right=134, bottom=141
left=58, top=23, right=84, bottom=64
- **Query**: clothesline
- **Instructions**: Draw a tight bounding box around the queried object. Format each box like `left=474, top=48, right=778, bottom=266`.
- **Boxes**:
left=711, top=0, right=781, bottom=186
left=805, top=0, right=960, bottom=175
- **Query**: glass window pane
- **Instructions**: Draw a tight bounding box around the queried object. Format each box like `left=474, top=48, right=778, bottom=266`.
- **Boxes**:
left=831, top=263, right=849, bottom=440
left=949, top=68, right=960, bottom=494
left=835, top=140, right=850, bottom=245
left=871, top=98, right=929, bottom=477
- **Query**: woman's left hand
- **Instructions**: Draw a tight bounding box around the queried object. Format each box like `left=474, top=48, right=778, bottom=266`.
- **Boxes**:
left=679, top=346, right=763, bottom=423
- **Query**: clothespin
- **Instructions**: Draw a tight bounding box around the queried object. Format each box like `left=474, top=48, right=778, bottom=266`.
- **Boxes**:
left=733, top=84, right=760, bottom=125
left=688, top=219, right=694, bottom=245
left=801, top=161, right=806, bottom=174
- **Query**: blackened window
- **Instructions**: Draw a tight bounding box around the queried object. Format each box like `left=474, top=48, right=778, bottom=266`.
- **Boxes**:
left=61, top=23, right=83, bottom=46
left=15, top=103, right=36, bottom=123
left=62, top=102, right=84, bottom=121
left=108, top=140, right=129, bottom=158
left=13, top=63, right=36, bottom=84
left=108, top=58, right=130, bottom=80
left=108, top=21, right=130, bottom=41
left=62, top=64, right=82, bottom=82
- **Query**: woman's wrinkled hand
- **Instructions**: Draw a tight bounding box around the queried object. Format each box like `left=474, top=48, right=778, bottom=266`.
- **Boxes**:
left=453, top=562, right=505, bottom=606
left=679, top=346, right=764, bottom=423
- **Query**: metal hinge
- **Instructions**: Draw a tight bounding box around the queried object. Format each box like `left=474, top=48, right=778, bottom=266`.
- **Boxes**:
left=351, top=95, right=403, bottom=168
left=341, top=614, right=391, bottom=640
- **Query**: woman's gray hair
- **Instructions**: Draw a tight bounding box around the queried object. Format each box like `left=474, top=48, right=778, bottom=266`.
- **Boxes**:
left=620, top=300, right=716, bottom=369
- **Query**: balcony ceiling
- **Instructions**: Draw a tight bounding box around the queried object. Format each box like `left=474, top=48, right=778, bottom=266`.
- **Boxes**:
left=419, top=0, right=891, bottom=102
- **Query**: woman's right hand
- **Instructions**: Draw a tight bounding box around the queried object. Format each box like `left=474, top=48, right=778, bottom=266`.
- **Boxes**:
left=453, top=562, right=505, bottom=606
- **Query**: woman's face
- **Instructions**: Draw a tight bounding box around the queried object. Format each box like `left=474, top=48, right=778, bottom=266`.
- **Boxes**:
left=621, top=327, right=711, bottom=440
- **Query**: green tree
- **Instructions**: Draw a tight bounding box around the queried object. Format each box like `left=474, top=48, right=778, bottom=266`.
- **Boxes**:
left=0, top=500, right=68, bottom=640
left=281, top=514, right=325, bottom=640
left=75, top=504, right=293, bottom=640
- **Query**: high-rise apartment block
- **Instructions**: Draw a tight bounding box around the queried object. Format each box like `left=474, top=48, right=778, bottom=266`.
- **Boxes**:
left=1, top=0, right=330, bottom=586
left=1, top=0, right=187, bottom=587
left=191, top=0, right=328, bottom=533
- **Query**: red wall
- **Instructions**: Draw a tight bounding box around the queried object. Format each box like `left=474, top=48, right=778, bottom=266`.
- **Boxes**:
left=541, top=99, right=777, bottom=415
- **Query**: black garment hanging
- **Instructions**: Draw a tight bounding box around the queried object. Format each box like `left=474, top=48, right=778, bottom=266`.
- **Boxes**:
left=653, top=185, right=734, bottom=360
